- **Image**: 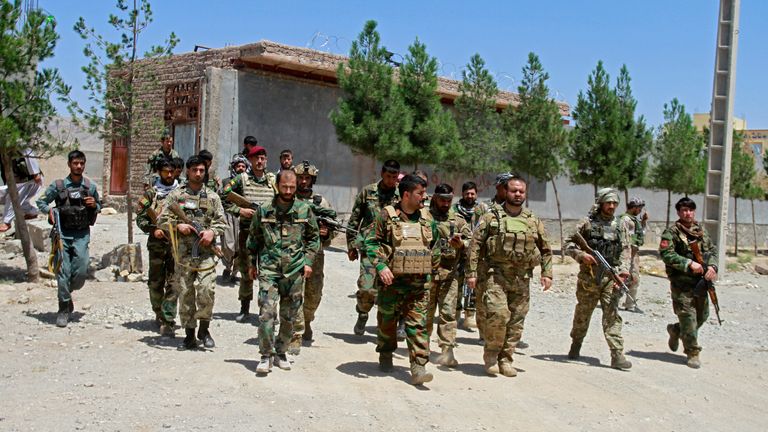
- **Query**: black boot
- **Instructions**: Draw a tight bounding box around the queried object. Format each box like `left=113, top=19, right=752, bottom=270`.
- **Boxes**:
left=354, top=311, right=368, bottom=336
left=197, top=320, right=215, bottom=348
left=56, top=301, right=69, bottom=328
left=180, top=328, right=198, bottom=350
left=235, top=300, right=250, bottom=323
left=568, top=339, right=582, bottom=360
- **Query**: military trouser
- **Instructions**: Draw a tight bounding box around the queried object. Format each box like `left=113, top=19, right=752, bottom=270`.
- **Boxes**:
left=147, top=238, right=177, bottom=324
left=355, top=253, right=378, bottom=314
left=258, top=270, right=304, bottom=356
left=570, top=272, right=624, bottom=351
left=238, top=227, right=257, bottom=300
left=622, top=246, right=640, bottom=309
left=293, top=254, right=325, bottom=338
left=376, top=276, right=430, bottom=366
left=427, top=267, right=460, bottom=348
left=483, top=266, right=531, bottom=364
left=177, top=257, right=217, bottom=329
left=221, top=212, right=239, bottom=274
left=669, top=284, right=709, bottom=355
left=475, top=261, right=490, bottom=339
left=56, top=233, right=90, bottom=303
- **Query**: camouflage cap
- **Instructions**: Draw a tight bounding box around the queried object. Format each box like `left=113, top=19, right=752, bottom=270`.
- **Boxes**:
left=596, top=187, right=620, bottom=204
left=294, top=160, right=319, bottom=177
left=160, top=127, right=171, bottom=139
left=495, top=172, right=512, bottom=186
left=628, top=196, right=645, bottom=208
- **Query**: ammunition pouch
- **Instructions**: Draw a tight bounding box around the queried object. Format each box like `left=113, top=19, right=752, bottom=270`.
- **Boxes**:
left=387, top=208, right=433, bottom=276
left=488, top=214, right=539, bottom=267
left=59, top=205, right=90, bottom=231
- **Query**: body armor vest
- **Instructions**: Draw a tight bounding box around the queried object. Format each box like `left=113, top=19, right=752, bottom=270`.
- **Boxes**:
left=486, top=208, right=540, bottom=268
left=587, top=216, right=622, bottom=266
left=385, top=206, right=433, bottom=275
left=55, top=178, right=93, bottom=231
left=241, top=173, right=275, bottom=206
left=180, top=188, right=210, bottom=225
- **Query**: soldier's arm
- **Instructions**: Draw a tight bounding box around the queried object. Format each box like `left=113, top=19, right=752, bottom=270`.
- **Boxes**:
left=35, top=182, right=58, bottom=214
left=467, top=214, right=490, bottom=278
left=659, top=229, right=690, bottom=271
left=303, top=211, right=321, bottom=267
left=363, top=212, right=388, bottom=273
left=135, top=191, right=155, bottom=234
left=564, top=219, right=590, bottom=263
left=208, top=194, right=228, bottom=237
left=458, top=218, right=472, bottom=250
left=90, top=183, right=102, bottom=212
left=220, top=175, right=244, bottom=216
left=536, top=218, right=554, bottom=279
left=703, top=232, right=719, bottom=270
left=319, top=198, right=336, bottom=247
left=246, top=209, right=264, bottom=269
left=346, top=189, right=365, bottom=248
left=616, top=218, right=631, bottom=274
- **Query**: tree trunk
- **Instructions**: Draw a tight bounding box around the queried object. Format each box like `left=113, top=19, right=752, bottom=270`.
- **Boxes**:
left=0, top=154, right=39, bottom=282
left=666, top=189, right=671, bottom=228
left=551, top=179, right=565, bottom=263
left=751, top=198, right=758, bottom=256
left=125, top=0, right=139, bottom=245
left=623, top=188, right=629, bottom=206
left=733, top=197, right=738, bottom=256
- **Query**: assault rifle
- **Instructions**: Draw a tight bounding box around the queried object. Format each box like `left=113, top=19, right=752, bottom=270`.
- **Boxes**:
left=316, top=215, right=357, bottom=235
left=48, top=208, right=64, bottom=273
left=573, top=232, right=635, bottom=305
left=689, top=240, right=722, bottom=325
left=226, top=191, right=260, bottom=210
left=168, top=203, right=222, bottom=258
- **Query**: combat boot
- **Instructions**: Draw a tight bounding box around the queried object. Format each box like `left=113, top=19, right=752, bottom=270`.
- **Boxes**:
left=180, top=328, right=198, bottom=350
left=160, top=322, right=176, bottom=338
left=568, top=339, right=582, bottom=360
left=274, top=354, right=291, bottom=370
left=379, top=353, right=394, bottom=372
left=235, top=300, right=250, bottom=323
left=610, top=350, right=632, bottom=370
left=256, top=355, right=272, bottom=374
left=197, top=320, right=215, bottom=348
left=56, top=301, right=70, bottom=328
left=436, top=346, right=459, bottom=368
left=462, top=310, right=477, bottom=330
left=303, top=322, right=313, bottom=342
left=516, top=340, right=529, bottom=349
left=499, top=362, right=518, bottom=377
left=287, top=334, right=302, bottom=356
left=396, top=319, right=406, bottom=342
left=353, top=311, right=368, bottom=336
left=667, top=324, right=680, bottom=352
left=687, top=353, right=701, bottom=369
left=410, top=363, right=433, bottom=385
left=483, top=351, right=499, bottom=375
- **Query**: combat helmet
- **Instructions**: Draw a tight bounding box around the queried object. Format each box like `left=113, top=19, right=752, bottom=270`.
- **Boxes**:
left=294, top=160, right=319, bottom=177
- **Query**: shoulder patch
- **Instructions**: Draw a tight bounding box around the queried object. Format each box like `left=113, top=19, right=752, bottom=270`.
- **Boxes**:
left=660, top=239, right=670, bottom=249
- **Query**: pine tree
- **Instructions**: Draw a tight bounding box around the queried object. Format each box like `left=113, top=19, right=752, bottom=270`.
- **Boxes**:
left=75, top=0, right=178, bottom=244
left=507, top=52, right=568, bottom=260
left=649, top=98, right=706, bottom=226
left=0, top=1, right=75, bottom=281
left=330, top=20, right=412, bottom=162
left=398, top=38, right=460, bottom=169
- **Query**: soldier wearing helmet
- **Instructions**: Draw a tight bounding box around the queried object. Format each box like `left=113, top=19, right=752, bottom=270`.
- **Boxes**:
left=620, top=196, right=649, bottom=312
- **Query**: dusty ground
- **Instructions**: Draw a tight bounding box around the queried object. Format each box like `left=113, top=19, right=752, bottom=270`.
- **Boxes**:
left=0, top=213, right=766, bottom=431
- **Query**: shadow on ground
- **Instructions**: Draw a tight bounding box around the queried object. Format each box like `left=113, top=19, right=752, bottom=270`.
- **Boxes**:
left=24, top=310, right=85, bottom=326
left=626, top=349, right=686, bottom=365
left=122, top=319, right=158, bottom=332
left=137, top=335, right=181, bottom=350
left=0, top=262, right=27, bottom=283
left=531, top=353, right=608, bottom=368
left=225, top=359, right=259, bottom=373
left=325, top=331, right=376, bottom=345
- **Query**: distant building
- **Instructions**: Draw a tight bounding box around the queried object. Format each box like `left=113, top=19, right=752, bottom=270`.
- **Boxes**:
left=693, top=113, right=746, bottom=132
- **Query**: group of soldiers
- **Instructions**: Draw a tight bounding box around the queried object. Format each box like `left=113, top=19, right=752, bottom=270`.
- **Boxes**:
left=35, top=131, right=720, bottom=385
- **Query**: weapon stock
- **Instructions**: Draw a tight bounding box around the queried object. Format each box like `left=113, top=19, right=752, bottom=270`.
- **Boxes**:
left=573, top=232, right=635, bottom=305
left=226, top=191, right=259, bottom=210
left=689, top=240, right=722, bottom=325
left=48, top=209, right=64, bottom=273
left=168, top=203, right=222, bottom=258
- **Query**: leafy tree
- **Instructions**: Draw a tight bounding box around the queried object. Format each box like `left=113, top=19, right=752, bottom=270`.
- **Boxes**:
left=397, top=38, right=460, bottom=169
left=506, top=52, right=568, bottom=260
left=330, top=20, right=412, bottom=163
left=448, top=53, right=506, bottom=176
left=75, top=0, right=178, bottom=243
left=730, top=133, right=756, bottom=256
left=649, top=98, right=706, bottom=226
left=568, top=61, right=621, bottom=194
left=0, top=1, right=74, bottom=281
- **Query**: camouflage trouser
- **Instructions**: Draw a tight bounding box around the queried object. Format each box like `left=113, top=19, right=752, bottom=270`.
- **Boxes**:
left=669, top=284, right=709, bottom=355
left=570, top=272, right=624, bottom=351
left=293, top=254, right=325, bottom=337
left=475, top=261, right=490, bottom=339
left=622, top=246, right=640, bottom=309
left=238, top=227, right=258, bottom=301
left=483, top=267, right=531, bottom=364
left=177, top=257, right=217, bottom=328
left=376, top=276, right=431, bottom=366
left=220, top=212, right=239, bottom=273
left=355, top=253, right=378, bottom=314
left=258, top=270, right=304, bottom=356
left=147, top=238, right=177, bottom=324
left=56, top=234, right=90, bottom=303
left=427, top=268, right=460, bottom=348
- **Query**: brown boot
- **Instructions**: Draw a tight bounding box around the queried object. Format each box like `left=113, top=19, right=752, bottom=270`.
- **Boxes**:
left=436, top=346, right=459, bottom=368
left=499, top=362, right=517, bottom=377
left=687, top=353, right=701, bottom=369
left=610, top=351, right=632, bottom=370
left=462, top=310, right=477, bottom=330
left=287, top=333, right=302, bottom=356
left=410, top=363, right=433, bottom=385
left=483, top=351, right=499, bottom=375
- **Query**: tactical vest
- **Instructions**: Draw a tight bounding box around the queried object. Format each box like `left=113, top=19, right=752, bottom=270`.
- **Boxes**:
left=587, top=215, right=623, bottom=266
left=435, top=211, right=460, bottom=268
left=385, top=206, right=433, bottom=275
left=241, top=172, right=275, bottom=206
left=486, top=208, right=540, bottom=268
left=180, top=187, right=212, bottom=227
left=55, top=178, right=94, bottom=231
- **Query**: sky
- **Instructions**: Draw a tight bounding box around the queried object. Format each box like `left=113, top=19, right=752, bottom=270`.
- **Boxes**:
left=38, top=0, right=768, bottom=130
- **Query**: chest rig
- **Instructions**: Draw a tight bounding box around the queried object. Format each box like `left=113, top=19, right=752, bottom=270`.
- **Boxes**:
left=435, top=211, right=460, bottom=267
left=385, top=206, right=433, bottom=275
left=486, top=208, right=540, bottom=268
left=181, top=187, right=211, bottom=226
left=587, top=215, right=622, bottom=266
left=55, top=178, right=93, bottom=231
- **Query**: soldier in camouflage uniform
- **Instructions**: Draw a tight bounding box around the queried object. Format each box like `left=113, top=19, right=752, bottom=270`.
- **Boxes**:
left=428, top=183, right=471, bottom=368
left=158, top=156, right=227, bottom=350
left=467, top=176, right=552, bottom=377
left=564, top=188, right=632, bottom=370
left=659, top=197, right=718, bottom=369
left=452, top=181, right=480, bottom=329
left=221, top=145, right=276, bottom=323
left=135, top=158, right=180, bottom=337
left=199, top=149, right=222, bottom=191
left=247, top=169, right=320, bottom=374
left=619, top=196, right=648, bottom=312
left=143, top=129, right=179, bottom=189
left=287, top=161, right=336, bottom=354
left=364, top=174, right=438, bottom=386
left=347, top=159, right=401, bottom=336
left=219, top=156, right=249, bottom=281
